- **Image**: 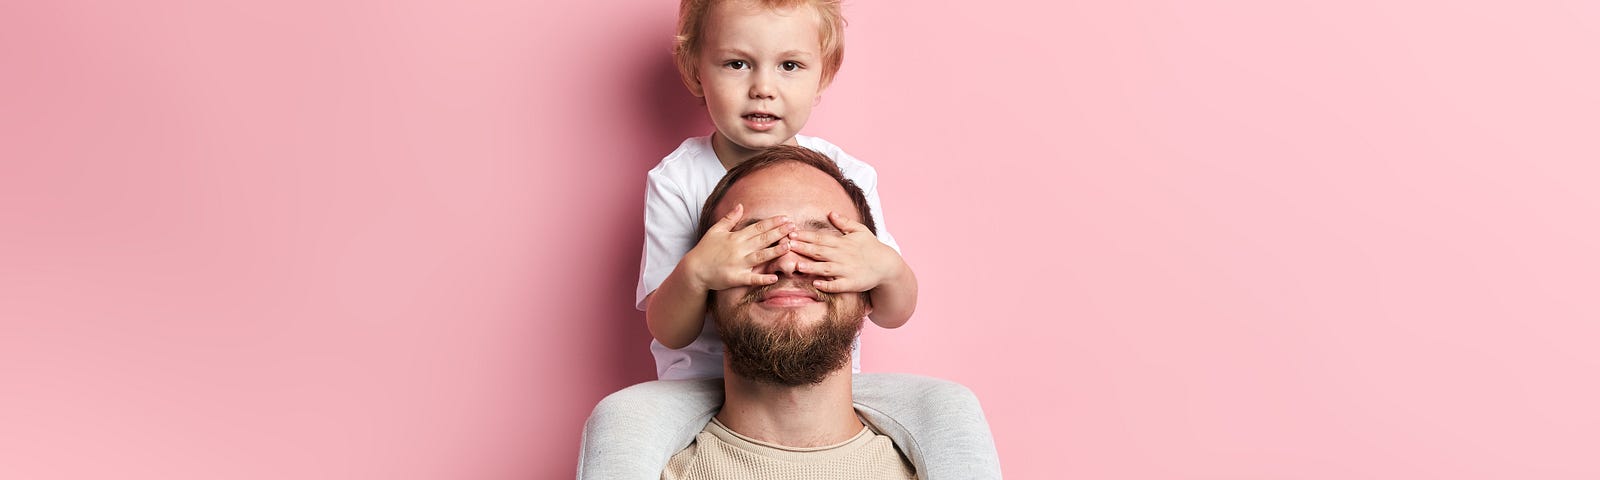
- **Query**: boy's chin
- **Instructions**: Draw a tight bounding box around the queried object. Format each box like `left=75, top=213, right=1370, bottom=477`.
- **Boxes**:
left=718, top=130, right=794, bottom=150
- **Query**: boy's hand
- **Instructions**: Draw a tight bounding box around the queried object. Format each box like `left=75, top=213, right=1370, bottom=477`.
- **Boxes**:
left=787, top=211, right=905, bottom=293
left=685, top=203, right=796, bottom=291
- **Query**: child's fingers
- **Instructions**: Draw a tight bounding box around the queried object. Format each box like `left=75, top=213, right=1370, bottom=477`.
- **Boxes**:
left=827, top=211, right=872, bottom=235
left=747, top=239, right=791, bottom=265
left=795, top=260, right=837, bottom=277
left=748, top=219, right=795, bottom=247
left=810, top=277, right=860, bottom=293
left=786, top=230, right=837, bottom=247
left=745, top=272, right=780, bottom=286
left=788, top=240, right=832, bottom=261
left=708, top=204, right=745, bottom=233
left=737, top=215, right=792, bottom=241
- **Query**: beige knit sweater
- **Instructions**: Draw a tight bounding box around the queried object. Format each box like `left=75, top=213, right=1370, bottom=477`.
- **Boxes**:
left=662, top=418, right=916, bottom=480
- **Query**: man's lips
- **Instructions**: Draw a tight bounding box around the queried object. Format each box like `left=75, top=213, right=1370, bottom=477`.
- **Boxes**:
left=757, top=288, right=820, bottom=307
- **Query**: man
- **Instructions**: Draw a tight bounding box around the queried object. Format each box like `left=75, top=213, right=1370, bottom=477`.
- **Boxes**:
left=658, top=145, right=997, bottom=479
left=577, top=145, right=1001, bottom=480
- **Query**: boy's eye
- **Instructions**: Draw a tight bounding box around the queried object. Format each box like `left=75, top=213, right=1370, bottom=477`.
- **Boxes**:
left=725, top=60, right=748, bottom=70
left=780, top=61, right=801, bottom=72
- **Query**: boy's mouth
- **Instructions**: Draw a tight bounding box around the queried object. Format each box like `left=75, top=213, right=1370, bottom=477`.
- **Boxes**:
left=742, top=113, right=781, bottom=131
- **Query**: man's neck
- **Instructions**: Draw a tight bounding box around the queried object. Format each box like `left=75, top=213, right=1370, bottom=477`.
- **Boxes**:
left=716, top=366, right=862, bottom=448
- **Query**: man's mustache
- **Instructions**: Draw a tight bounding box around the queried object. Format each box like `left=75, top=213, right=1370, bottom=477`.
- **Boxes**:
left=741, top=279, right=829, bottom=305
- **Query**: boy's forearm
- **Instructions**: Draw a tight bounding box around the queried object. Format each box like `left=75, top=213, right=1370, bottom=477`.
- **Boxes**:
left=867, top=264, right=917, bottom=329
left=646, top=265, right=709, bottom=349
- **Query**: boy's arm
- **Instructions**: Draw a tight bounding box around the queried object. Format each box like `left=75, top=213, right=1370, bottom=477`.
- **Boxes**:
left=645, top=264, right=711, bottom=349
left=865, top=258, right=917, bottom=329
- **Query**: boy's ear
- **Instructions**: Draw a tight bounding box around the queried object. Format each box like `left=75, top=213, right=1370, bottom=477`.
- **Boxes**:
left=686, top=73, right=706, bottom=98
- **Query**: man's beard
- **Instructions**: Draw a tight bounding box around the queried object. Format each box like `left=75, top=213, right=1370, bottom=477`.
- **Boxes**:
left=713, top=280, right=867, bottom=386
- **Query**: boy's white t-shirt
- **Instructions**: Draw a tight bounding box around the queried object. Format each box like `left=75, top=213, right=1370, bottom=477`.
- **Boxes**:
left=637, top=135, right=900, bottom=381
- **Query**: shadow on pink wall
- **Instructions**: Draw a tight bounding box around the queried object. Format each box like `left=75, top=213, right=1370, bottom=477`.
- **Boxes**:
left=578, top=41, right=712, bottom=393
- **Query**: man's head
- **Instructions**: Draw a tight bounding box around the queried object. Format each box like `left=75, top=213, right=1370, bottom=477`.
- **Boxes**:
left=674, top=0, right=846, bottom=155
left=699, top=145, right=874, bottom=386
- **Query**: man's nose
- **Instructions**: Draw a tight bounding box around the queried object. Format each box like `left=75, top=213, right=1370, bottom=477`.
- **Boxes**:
left=762, top=247, right=808, bottom=277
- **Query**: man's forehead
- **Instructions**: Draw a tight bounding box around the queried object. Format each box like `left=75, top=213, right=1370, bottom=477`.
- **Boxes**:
left=717, top=164, right=855, bottom=220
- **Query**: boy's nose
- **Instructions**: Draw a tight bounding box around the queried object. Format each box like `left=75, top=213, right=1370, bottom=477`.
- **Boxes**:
left=749, top=73, right=776, bottom=99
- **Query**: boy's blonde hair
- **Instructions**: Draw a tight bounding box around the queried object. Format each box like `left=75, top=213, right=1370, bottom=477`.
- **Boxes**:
left=674, top=0, right=846, bottom=93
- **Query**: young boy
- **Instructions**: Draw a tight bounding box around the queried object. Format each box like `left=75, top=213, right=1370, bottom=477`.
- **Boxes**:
left=578, top=1, right=1000, bottom=478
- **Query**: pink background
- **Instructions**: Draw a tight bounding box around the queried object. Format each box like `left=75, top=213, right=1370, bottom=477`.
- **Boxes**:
left=3, top=0, right=1598, bottom=478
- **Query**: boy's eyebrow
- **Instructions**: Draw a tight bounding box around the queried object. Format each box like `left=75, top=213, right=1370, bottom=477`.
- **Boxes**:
left=711, top=48, right=816, bottom=59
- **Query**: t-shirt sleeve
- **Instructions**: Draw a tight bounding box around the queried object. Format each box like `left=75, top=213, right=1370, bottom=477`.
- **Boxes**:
left=637, top=171, right=700, bottom=311
left=837, top=153, right=901, bottom=254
